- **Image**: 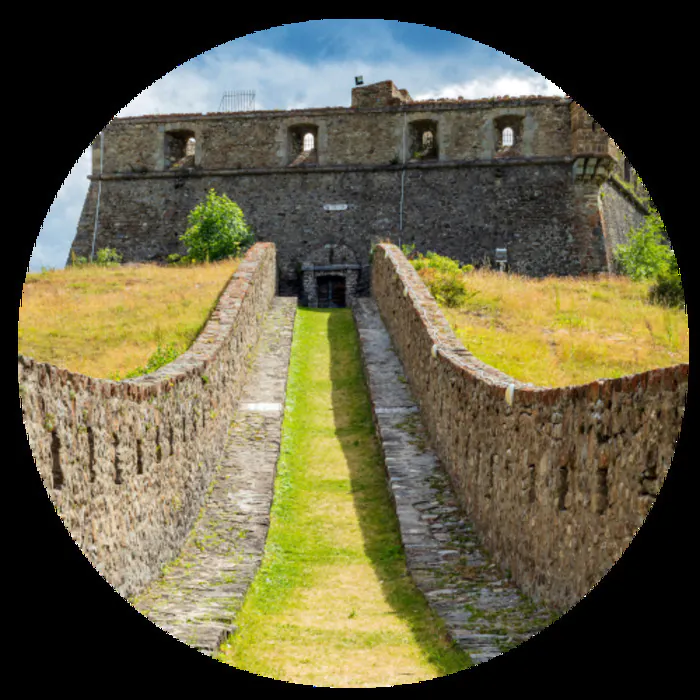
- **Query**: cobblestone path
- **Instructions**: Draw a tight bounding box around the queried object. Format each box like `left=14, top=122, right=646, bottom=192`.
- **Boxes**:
left=130, top=297, right=296, bottom=654
left=352, top=298, right=560, bottom=666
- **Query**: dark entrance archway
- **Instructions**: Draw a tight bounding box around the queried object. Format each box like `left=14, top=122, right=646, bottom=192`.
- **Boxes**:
left=316, top=275, right=346, bottom=308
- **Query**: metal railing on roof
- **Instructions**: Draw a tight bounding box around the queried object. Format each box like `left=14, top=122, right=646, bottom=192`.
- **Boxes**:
left=218, top=90, right=256, bottom=112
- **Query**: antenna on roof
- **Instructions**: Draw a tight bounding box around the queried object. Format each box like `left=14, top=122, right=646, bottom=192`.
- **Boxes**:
left=218, top=90, right=256, bottom=112
left=355, top=76, right=364, bottom=86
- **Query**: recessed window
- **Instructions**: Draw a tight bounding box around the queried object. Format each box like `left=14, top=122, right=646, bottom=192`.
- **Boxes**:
left=164, top=129, right=196, bottom=170
left=494, top=115, right=524, bottom=154
left=502, top=127, right=514, bottom=147
left=409, top=120, right=438, bottom=160
left=289, top=124, right=318, bottom=165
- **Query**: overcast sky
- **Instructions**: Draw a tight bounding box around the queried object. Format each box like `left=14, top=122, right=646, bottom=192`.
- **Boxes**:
left=29, top=19, right=565, bottom=272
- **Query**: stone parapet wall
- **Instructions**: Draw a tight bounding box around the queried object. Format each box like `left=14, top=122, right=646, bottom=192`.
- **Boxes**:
left=94, top=99, right=573, bottom=174
left=18, top=243, right=277, bottom=599
left=371, top=243, right=688, bottom=611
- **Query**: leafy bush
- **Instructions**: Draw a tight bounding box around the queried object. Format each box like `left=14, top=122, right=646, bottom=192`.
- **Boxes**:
left=95, top=248, right=122, bottom=266
left=426, top=271, right=471, bottom=307
left=180, top=189, right=254, bottom=262
left=409, top=250, right=477, bottom=308
left=613, top=203, right=684, bottom=310
left=613, top=205, right=673, bottom=281
left=649, top=252, right=685, bottom=309
left=166, top=253, right=192, bottom=266
left=411, top=250, right=473, bottom=275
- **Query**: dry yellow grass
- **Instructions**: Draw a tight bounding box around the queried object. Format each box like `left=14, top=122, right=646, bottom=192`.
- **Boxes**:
left=18, top=259, right=240, bottom=379
left=423, top=268, right=689, bottom=388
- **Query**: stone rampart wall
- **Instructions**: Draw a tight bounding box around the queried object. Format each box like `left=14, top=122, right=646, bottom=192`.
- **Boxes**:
left=371, top=243, right=688, bottom=611
left=19, top=243, right=277, bottom=599
left=71, top=161, right=607, bottom=290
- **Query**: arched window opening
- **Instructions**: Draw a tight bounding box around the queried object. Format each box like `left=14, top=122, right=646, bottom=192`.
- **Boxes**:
left=623, top=157, right=631, bottom=182
left=289, top=124, right=319, bottom=165
left=494, top=115, right=523, bottom=155
left=409, top=120, right=438, bottom=160
left=164, top=129, right=196, bottom=170
left=502, top=127, right=514, bottom=147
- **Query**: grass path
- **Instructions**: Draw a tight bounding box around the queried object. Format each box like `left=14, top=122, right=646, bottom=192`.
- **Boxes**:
left=215, top=308, right=470, bottom=686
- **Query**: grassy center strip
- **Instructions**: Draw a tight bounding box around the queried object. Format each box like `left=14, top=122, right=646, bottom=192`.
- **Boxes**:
left=215, top=308, right=470, bottom=686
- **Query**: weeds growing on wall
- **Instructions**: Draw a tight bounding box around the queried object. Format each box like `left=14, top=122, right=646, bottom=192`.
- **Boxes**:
left=109, top=343, right=183, bottom=380
left=70, top=248, right=123, bottom=267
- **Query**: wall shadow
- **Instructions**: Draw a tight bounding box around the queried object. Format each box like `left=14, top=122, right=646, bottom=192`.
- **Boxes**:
left=326, top=308, right=468, bottom=676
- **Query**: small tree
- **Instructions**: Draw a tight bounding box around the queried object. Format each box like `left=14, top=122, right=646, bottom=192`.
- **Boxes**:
left=180, top=189, right=254, bottom=262
left=613, top=204, right=673, bottom=281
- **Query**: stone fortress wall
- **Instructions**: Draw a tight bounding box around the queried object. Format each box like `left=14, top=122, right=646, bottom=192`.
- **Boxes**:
left=370, top=243, right=687, bottom=611
left=69, top=80, right=649, bottom=300
left=19, top=243, right=277, bottom=599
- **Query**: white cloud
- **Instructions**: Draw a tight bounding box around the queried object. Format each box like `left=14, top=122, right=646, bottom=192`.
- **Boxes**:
left=413, top=73, right=565, bottom=101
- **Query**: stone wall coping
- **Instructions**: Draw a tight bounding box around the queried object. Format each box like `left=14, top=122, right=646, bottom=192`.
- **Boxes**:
left=18, top=242, right=275, bottom=399
left=109, top=96, right=571, bottom=125
left=376, top=243, right=689, bottom=404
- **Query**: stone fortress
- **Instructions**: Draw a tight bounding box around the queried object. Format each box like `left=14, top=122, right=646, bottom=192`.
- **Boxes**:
left=69, top=79, right=651, bottom=306
left=21, top=79, right=686, bottom=665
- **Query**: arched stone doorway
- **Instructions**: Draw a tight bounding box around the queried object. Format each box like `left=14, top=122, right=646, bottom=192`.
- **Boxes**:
left=302, top=244, right=360, bottom=308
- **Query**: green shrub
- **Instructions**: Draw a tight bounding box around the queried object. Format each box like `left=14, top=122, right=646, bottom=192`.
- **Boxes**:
left=428, top=273, right=471, bottom=308
left=613, top=205, right=673, bottom=281
left=95, top=248, right=122, bottom=266
left=649, top=253, right=685, bottom=309
left=408, top=250, right=477, bottom=308
left=411, top=250, right=473, bottom=275
left=166, top=253, right=192, bottom=266
left=180, top=189, right=254, bottom=262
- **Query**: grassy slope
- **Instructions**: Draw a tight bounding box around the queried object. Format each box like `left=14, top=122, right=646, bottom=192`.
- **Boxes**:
left=18, top=259, right=240, bottom=379
left=420, top=268, right=689, bottom=388
left=215, top=309, right=470, bottom=687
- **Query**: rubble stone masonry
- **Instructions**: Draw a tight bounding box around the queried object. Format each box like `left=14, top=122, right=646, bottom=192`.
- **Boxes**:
left=19, top=243, right=277, bottom=599
left=371, top=243, right=688, bottom=611
left=70, top=85, right=628, bottom=296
